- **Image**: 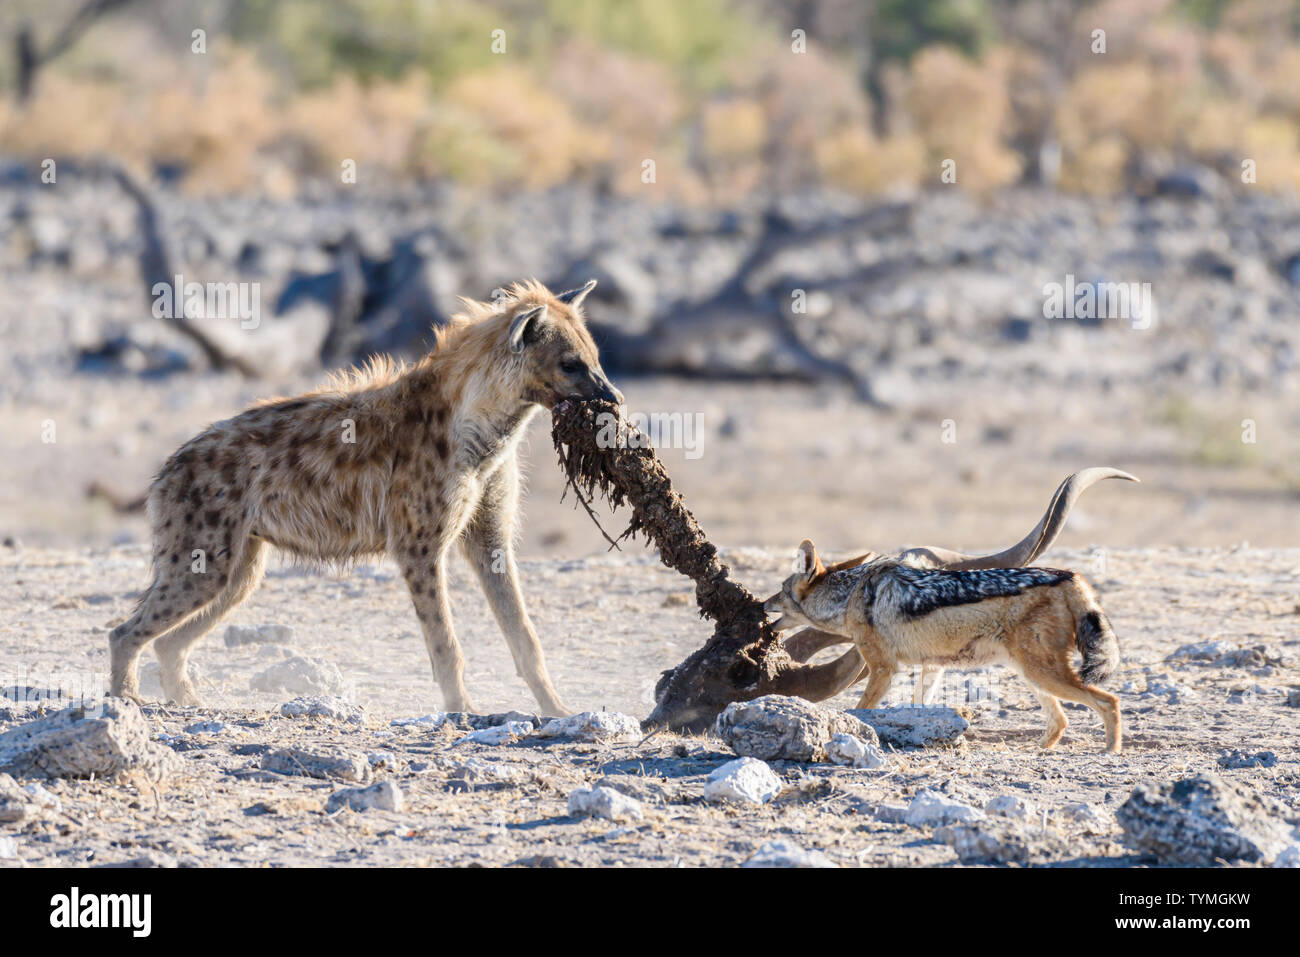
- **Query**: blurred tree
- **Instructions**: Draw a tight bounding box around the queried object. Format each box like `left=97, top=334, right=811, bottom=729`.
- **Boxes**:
left=10, top=0, right=136, bottom=102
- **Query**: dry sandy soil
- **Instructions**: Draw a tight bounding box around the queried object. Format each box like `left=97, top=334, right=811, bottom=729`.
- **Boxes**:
left=1, top=540, right=1297, bottom=867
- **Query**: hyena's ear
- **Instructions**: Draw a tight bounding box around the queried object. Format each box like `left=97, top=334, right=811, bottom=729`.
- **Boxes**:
left=508, top=304, right=548, bottom=354
left=556, top=279, right=597, bottom=309
left=794, top=539, right=825, bottom=580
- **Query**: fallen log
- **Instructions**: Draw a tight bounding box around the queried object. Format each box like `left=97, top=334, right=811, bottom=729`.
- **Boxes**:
left=550, top=398, right=863, bottom=733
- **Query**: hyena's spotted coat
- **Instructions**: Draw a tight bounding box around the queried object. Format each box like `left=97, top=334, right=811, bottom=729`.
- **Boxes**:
left=109, top=279, right=621, bottom=715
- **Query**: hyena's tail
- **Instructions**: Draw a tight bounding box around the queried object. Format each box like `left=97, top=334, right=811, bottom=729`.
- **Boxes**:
left=1075, top=607, right=1120, bottom=686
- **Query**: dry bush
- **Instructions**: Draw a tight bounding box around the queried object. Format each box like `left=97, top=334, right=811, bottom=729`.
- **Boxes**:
left=421, top=66, right=603, bottom=189
left=6, top=0, right=1300, bottom=201
left=547, top=40, right=688, bottom=197
left=283, top=71, right=432, bottom=179
left=906, top=45, right=1022, bottom=191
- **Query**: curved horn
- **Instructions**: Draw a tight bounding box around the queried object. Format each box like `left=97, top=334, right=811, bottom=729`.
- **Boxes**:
left=900, top=467, right=1139, bottom=570
left=759, top=646, right=864, bottom=702
left=783, top=628, right=853, bottom=662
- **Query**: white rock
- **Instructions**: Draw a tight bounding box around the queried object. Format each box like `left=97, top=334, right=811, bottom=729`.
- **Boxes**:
left=183, top=720, right=226, bottom=735
left=366, top=751, right=401, bottom=770
left=1061, top=801, right=1109, bottom=826
left=326, top=780, right=403, bottom=813
left=448, top=757, right=519, bottom=784
left=874, top=803, right=909, bottom=823
left=903, top=790, right=984, bottom=827
left=260, top=747, right=371, bottom=784
left=22, top=781, right=62, bottom=811
left=742, top=839, right=836, bottom=868
left=391, top=713, right=446, bottom=729
left=940, top=822, right=1068, bottom=865
left=715, top=696, right=876, bottom=761
left=533, top=711, right=641, bottom=744
left=1273, top=845, right=1300, bottom=868
left=280, top=695, right=365, bottom=724
left=224, top=623, right=295, bottom=647
left=985, top=794, right=1034, bottom=821
left=0, top=698, right=178, bottom=781
left=847, top=706, right=969, bottom=748
left=567, top=786, right=644, bottom=822
left=456, top=721, right=532, bottom=746
left=825, top=733, right=886, bottom=769
left=703, top=757, right=783, bottom=805
left=251, top=656, right=349, bottom=697
left=0, top=836, right=16, bottom=859
left=1167, top=639, right=1233, bottom=661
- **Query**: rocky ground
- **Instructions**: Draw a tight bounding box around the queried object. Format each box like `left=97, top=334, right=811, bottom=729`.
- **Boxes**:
left=1, top=180, right=1298, bottom=867
left=1, top=543, right=1297, bottom=867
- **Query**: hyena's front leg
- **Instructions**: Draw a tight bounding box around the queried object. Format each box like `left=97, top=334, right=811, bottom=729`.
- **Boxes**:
left=461, top=466, right=571, bottom=716
left=394, top=553, right=476, bottom=713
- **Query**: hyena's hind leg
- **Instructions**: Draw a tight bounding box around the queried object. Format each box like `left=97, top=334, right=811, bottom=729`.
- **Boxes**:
left=154, top=539, right=267, bottom=705
left=109, top=550, right=230, bottom=701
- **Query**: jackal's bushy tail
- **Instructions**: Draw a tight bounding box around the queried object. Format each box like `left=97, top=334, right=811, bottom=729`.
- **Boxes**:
left=1076, top=609, right=1119, bottom=685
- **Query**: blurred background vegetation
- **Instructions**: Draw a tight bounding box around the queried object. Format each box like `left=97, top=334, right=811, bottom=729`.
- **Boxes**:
left=3, top=0, right=1300, bottom=200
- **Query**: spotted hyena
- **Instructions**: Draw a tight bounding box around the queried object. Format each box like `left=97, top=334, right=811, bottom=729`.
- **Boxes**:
left=109, top=279, right=621, bottom=716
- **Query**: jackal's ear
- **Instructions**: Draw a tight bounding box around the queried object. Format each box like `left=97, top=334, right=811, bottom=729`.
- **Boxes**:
left=794, top=539, right=824, bottom=579
left=508, top=304, right=548, bottom=354
left=556, top=278, right=597, bottom=309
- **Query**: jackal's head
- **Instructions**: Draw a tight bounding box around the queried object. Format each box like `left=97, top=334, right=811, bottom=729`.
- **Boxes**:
left=763, top=540, right=874, bottom=632
left=503, top=279, right=623, bottom=409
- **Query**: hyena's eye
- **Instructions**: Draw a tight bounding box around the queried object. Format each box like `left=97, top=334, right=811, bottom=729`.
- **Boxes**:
left=560, top=356, right=584, bottom=374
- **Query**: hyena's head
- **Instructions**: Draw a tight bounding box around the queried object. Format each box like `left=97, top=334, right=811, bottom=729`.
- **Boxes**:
left=763, top=540, right=874, bottom=631
left=504, top=279, right=623, bottom=409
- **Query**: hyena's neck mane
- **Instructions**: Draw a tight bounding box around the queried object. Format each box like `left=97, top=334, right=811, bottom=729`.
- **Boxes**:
left=399, top=313, right=537, bottom=466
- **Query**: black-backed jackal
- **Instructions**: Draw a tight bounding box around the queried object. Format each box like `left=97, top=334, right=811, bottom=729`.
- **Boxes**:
left=764, top=541, right=1123, bottom=752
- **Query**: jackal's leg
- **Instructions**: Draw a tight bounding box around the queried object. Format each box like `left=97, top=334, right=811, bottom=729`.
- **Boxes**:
left=1029, top=688, right=1068, bottom=749
left=394, top=553, right=475, bottom=713
left=914, top=666, right=946, bottom=705
left=855, top=659, right=897, bottom=709
left=462, top=465, right=570, bottom=716
left=1027, top=672, right=1122, bottom=754
left=154, top=539, right=266, bottom=706
left=109, top=554, right=231, bottom=702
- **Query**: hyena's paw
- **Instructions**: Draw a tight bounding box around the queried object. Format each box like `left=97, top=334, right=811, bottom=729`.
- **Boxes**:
left=539, top=693, right=573, bottom=717
left=1036, top=730, right=1065, bottom=750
